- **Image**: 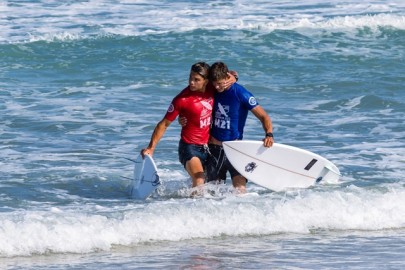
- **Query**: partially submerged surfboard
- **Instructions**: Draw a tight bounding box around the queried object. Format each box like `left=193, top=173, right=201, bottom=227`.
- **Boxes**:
left=131, top=154, right=160, bottom=200
left=222, top=141, right=340, bottom=192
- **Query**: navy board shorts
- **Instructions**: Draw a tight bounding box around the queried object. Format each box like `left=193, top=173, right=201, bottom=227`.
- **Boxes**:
left=206, top=143, right=244, bottom=182
left=178, top=140, right=209, bottom=168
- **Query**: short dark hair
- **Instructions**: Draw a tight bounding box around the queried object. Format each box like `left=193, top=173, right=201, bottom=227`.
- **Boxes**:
left=191, top=62, right=210, bottom=80
left=209, top=62, right=229, bottom=82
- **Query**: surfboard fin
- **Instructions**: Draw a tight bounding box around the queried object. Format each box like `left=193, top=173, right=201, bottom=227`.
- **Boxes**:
left=316, top=166, right=341, bottom=184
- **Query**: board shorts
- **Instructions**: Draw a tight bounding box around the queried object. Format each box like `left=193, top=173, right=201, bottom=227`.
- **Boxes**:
left=206, top=143, right=244, bottom=183
left=178, top=140, right=209, bottom=168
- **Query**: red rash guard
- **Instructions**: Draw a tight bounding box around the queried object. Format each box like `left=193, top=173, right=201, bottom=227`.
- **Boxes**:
left=164, top=85, right=215, bottom=145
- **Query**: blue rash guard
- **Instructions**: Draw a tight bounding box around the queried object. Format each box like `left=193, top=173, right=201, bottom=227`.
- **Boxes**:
left=210, top=83, right=258, bottom=141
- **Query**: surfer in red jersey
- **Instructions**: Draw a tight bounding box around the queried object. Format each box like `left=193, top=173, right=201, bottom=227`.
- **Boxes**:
left=141, top=62, right=236, bottom=194
left=180, top=62, right=273, bottom=194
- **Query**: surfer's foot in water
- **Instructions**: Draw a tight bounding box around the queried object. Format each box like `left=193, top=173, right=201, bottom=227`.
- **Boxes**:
left=190, top=185, right=204, bottom=198
left=232, top=175, right=247, bottom=194
left=234, top=186, right=246, bottom=194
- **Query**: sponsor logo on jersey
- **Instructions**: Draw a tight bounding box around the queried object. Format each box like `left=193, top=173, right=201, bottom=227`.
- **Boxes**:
left=249, top=97, right=257, bottom=106
left=201, top=100, right=212, bottom=110
left=216, top=103, right=229, bottom=118
left=200, top=100, right=213, bottom=119
left=167, top=103, right=174, bottom=113
left=214, top=102, right=230, bottom=130
left=200, top=116, right=211, bottom=128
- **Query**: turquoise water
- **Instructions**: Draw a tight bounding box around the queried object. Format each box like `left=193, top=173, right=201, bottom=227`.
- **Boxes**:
left=1, top=1, right=405, bottom=269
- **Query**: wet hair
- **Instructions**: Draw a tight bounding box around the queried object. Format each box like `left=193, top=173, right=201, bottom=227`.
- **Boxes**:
left=208, top=62, right=229, bottom=82
left=190, top=62, right=210, bottom=80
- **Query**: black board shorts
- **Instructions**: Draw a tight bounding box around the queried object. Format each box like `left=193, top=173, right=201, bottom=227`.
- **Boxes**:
left=206, top=143, right=242, bottom=182
left=178, top=140, right=209, bottom=168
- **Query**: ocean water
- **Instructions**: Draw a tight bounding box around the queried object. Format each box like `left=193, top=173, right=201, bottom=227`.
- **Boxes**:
left=1, top=0, right=405, bottom=269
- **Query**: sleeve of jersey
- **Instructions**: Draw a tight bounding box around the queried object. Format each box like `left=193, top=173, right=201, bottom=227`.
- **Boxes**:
left=164, top=99, right=180, bottom=121
left=237, top=85, right=259, bottom=110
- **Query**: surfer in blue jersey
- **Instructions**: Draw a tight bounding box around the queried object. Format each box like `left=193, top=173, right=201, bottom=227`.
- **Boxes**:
left=207, top=62, right=274, bottom=193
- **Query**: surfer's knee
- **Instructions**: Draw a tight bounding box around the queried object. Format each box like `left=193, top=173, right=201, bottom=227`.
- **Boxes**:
left=186, top=160, right=205, bottom=186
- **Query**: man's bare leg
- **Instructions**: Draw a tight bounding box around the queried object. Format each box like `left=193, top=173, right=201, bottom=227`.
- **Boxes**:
left=186, top=157, right=205, bottom=196
left=232, top=175, right=247, bottom=194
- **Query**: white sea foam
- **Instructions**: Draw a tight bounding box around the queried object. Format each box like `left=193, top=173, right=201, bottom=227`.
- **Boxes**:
left=1, top=1, right=404, bottom=43
left=0, top=184, right=404, bottom=257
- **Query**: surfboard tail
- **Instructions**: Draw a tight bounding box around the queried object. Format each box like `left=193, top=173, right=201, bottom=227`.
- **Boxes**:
left=131, top=154, right=160, bottom=200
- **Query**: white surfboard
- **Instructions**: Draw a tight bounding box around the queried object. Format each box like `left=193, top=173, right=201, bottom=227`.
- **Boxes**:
left=131, top=154, right=160, bottom=200
left=222, top=141, right=340, bottom=192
